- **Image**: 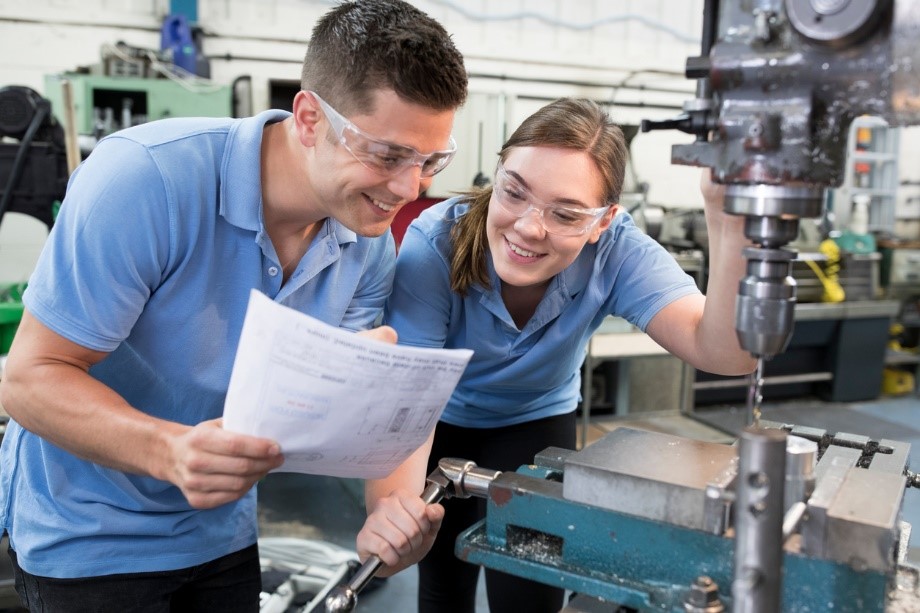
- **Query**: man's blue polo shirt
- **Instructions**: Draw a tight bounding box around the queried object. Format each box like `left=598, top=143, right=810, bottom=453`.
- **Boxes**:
left=384, top=197, right=698, bottom=428
left=0, top=110, right=395, bottom=577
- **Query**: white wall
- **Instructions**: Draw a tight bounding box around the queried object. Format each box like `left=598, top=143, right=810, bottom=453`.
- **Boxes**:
left=0, top=0, right=707, bottom=204
left=1, top=0, right=917, bottom=234
left=896, top=126, right=920, bottom=238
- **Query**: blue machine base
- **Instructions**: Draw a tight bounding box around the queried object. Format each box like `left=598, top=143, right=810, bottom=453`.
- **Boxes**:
left=455, top=465, right=889, bottom=612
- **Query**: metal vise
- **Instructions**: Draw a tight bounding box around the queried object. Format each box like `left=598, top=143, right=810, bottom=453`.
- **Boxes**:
left=456, top=426, right=920, bottom=612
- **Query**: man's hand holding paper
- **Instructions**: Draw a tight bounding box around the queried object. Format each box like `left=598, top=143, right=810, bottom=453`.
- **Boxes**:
left=223, top=291, right=472, bottom=479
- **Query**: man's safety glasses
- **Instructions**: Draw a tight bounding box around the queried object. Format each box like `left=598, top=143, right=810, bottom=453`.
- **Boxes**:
left=311, top=92, right=457, bottom=178
left=492, top=165, right=610, bottom=236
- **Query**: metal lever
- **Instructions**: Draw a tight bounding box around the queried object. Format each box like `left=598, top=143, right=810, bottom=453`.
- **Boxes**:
left=324, top=457, right=501, bottom=613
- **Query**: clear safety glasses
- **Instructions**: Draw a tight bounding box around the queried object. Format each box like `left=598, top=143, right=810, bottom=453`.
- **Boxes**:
left=492, top=165, right=610, bottom=236
left=310, top=91, right=457, bottom=178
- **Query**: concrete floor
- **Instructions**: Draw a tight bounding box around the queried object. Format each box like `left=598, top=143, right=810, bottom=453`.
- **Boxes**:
left=257, top=394, right=920, bottom=612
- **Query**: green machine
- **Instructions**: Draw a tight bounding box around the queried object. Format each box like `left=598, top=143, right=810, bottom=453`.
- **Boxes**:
left=43, top=73, right=232, bottom=139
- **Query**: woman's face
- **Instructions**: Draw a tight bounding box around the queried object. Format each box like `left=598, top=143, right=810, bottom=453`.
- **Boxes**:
left=486, top=146, right=614, bottom=290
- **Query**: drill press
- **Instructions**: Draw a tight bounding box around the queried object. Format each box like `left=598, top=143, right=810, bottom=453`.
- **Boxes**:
left=448, top=5, right=920, bottom=612
left=641, top=0, right=920, bottom=422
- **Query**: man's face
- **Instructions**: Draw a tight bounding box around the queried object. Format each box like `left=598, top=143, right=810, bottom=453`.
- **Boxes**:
left=308, top=89, right=456, bottom=238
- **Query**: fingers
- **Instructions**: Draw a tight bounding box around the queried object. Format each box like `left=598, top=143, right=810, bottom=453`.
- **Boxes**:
left=180, top=424, right=283, bottom=479
left=182, top=478, right=263, bottom=509
left=181, top=442, right=281, bottom=483
left=358, top=491, right=441, bottom=575
left=195, top=419, right=282, bottom=459
left=424, top=502, right=445, bottom=528
left=368, top=495, right=430, bottom=560
left=167, top=420, right=284, bottom=508
left=357, top=325, right=398, bottom=344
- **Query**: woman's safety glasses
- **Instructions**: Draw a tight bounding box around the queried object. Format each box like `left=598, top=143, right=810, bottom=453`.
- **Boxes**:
left=311, top=92, right=457, bottom=178
left=492, top=165, right=610, bottom=236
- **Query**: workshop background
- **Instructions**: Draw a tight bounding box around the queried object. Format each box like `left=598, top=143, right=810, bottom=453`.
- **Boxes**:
left=1, top=1, right=920, bottom=612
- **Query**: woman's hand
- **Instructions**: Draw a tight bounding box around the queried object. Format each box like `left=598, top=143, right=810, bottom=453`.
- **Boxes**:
left=356, top=489, right=445, bottom=577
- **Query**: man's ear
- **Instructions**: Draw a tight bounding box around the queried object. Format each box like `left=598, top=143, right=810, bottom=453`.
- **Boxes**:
left=292, top=90, right=322, bottom=147
left=587, top=204, right=618, bottom=244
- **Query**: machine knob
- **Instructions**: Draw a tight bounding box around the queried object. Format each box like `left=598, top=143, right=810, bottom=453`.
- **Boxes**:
left=641, top=109, right=714, bottom=140
left=685, top=55, right=711, bottom=79
left=785, top=0, right=890, bottom=46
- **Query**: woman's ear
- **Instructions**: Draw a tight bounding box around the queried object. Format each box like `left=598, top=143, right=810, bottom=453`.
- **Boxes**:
left=587, top=204, right=618, bottom=244
left=292, top=90, right=322, bottom=147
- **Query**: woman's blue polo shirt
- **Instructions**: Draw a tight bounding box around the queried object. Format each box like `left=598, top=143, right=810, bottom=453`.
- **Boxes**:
left=385, top=197, right=698, bottom=428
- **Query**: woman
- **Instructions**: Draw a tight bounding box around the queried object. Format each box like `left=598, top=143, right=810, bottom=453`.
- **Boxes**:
left=359, top=98, right=755, bottom=612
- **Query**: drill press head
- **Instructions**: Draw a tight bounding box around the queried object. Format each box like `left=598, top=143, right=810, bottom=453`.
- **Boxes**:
left=642, top=0, right=920, bottom=359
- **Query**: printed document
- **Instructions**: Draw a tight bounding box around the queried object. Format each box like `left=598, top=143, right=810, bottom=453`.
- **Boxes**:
left=223, top=290, right=472, bottom=479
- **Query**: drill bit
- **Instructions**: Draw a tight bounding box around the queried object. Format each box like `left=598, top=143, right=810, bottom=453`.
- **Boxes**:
left=746, top=358, right=765, bottom=428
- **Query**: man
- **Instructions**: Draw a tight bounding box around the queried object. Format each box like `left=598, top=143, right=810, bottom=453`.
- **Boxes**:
left=0, top=1, right=467, bottom=610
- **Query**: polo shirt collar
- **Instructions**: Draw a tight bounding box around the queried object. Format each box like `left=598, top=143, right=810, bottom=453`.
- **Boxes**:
left=220, top=110, right=288, bottom=231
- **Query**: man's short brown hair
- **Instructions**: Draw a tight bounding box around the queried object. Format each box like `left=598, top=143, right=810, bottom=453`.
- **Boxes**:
left=301, top=0, right=468, bottom=115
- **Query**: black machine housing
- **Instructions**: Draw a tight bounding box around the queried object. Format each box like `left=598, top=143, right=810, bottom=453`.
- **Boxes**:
left=0, top=85, right=68, bottom=230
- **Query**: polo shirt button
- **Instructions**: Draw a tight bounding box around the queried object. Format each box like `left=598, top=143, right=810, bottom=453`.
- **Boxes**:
left=268, top=266, right=279, bottom=276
